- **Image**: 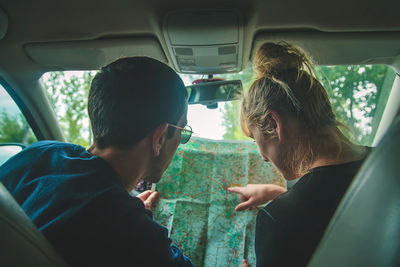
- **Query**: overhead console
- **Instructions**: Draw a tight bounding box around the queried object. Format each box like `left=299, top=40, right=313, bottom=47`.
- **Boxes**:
left=163, top=10, right=243, bottom=74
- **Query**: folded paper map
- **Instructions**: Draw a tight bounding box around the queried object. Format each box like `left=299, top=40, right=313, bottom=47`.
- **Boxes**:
left=153, top=138, right=285, bottom=267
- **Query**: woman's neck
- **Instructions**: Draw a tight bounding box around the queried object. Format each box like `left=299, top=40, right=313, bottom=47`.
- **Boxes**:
left=310, top=140, right=368, bottom=169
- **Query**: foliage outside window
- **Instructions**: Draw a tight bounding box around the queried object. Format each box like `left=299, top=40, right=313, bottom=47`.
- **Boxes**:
left=217, top=65, right=395, bottom=146
left=41, top=71, right=96, bottom=148
left=0, top=84, right=36, bottom=145
left=40, top=65, right=395, bottom=147
left=315, top=65, right=395, bottom=145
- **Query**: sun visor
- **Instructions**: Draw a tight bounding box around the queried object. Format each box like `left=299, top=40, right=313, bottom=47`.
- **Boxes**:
left=164, top=11, right=244, bottom=74
left=253, top=32, right=400, bottom=66
left=0, top=7, right=8, bottom=40
left=24, top=38, right=167, bottom=70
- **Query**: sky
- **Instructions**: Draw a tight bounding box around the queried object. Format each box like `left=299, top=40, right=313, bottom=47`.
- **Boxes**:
left=187, top=104, right=225, bottom=140
left=0, top=84, right=20, bottom=115
left=180, top=74, right=227, bottom=140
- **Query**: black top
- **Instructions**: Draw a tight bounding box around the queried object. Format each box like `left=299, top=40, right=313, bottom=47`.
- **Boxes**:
left=0, top=141, right=193, bottom=267
left=255, top=158, right=366, bottom=267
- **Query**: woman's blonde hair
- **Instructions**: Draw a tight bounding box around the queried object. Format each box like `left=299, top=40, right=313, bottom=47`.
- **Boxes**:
left=241, top=42, right=344, bottom=176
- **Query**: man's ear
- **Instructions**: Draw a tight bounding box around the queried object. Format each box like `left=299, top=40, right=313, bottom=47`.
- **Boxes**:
left=267, top=110, right=284, bottom=141
left=151, top=123, right=168, bottom=156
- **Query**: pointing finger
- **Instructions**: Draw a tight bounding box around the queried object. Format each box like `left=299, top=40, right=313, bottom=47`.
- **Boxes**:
left=235, top=200, right=253, bottom=212
left=228, top=187, right=245, bottom=194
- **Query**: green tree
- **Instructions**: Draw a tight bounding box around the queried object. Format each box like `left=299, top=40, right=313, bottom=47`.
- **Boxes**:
left=0, top=110, right=36, bottom=144
left=316, top=65, right=395, bottom=145
left=220, top=68, right=254, bottom=140
left=222, top=65, right=395, bottom=145
left=41, top=71, right=96, bottom=147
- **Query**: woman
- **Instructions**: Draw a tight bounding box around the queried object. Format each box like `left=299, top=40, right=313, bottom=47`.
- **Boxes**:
left=228, top=42, right=368, bottom=266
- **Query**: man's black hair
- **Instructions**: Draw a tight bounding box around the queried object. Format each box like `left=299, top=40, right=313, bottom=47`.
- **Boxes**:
left=88, top=57, right=188, bottom=149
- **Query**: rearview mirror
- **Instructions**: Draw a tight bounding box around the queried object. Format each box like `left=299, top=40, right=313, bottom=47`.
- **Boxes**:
left=0, top=143, right=25, bottom=166
left=186, top=80, right=243, bottom=108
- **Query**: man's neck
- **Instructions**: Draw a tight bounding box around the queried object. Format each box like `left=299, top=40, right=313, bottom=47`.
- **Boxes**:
left=88, top=143, right=149, bottom=192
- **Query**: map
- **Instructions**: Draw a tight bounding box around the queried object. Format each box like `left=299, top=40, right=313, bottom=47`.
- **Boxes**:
left=153, top=138, right=285, bottom=267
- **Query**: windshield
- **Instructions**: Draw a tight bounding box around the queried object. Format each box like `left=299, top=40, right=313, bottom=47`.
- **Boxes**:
left=40, top=64, right=396, bottom=147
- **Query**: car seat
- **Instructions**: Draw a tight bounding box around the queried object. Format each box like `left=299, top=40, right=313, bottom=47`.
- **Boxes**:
left=309, top=114, right=400, bottom=266
left=0, top=182, right=67, bottom=266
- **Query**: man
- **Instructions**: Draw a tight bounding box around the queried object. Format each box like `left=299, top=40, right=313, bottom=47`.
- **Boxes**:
left=0, top=57, right=194, bottom=266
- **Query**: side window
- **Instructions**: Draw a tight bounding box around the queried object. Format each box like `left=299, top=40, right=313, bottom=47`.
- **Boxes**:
left=41, top=71, right=96, bottom=148
left=0, top=83, right=36, bottom=146
left=316, top=65, right=396, bottom=146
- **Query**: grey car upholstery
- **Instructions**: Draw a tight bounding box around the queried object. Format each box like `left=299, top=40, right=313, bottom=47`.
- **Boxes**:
left=309, top=115, right=400, bottom=267
left=0, top=182, right=67, bottom=266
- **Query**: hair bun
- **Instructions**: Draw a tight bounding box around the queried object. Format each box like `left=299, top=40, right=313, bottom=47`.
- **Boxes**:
left=254, top=42, right=310, bottom=80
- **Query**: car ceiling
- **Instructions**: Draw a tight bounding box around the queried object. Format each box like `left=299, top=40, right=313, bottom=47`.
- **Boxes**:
left=1, top=0, right=400, bottom=75
left=0, top=0, right=399, bottom=140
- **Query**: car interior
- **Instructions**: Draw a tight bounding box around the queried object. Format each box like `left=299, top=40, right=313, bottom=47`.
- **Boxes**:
left=0, top=0, right=399, bottom=266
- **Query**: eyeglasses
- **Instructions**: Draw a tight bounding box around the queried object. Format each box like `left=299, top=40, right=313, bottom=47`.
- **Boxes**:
left=167, top=124, right=193, bottom=144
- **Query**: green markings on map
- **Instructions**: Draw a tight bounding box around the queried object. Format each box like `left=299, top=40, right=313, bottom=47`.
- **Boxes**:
left=153, top=138, right=285, bottom=267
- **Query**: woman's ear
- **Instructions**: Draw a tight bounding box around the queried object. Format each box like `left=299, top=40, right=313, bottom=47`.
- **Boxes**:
left=151, top=123, right=168, bottom=156
left=268, top=110, right=284, bottom=141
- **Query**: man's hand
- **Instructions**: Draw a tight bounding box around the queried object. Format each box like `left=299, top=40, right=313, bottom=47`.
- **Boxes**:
left=136, top=190, right=159, bottom=210
left=227, top=184, right=287, bottom=211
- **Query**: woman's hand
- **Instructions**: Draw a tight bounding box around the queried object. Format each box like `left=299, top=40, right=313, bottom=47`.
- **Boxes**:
left=228, top=184, right=287, bottom=211
left=136, top=190, right=159, bottom=210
